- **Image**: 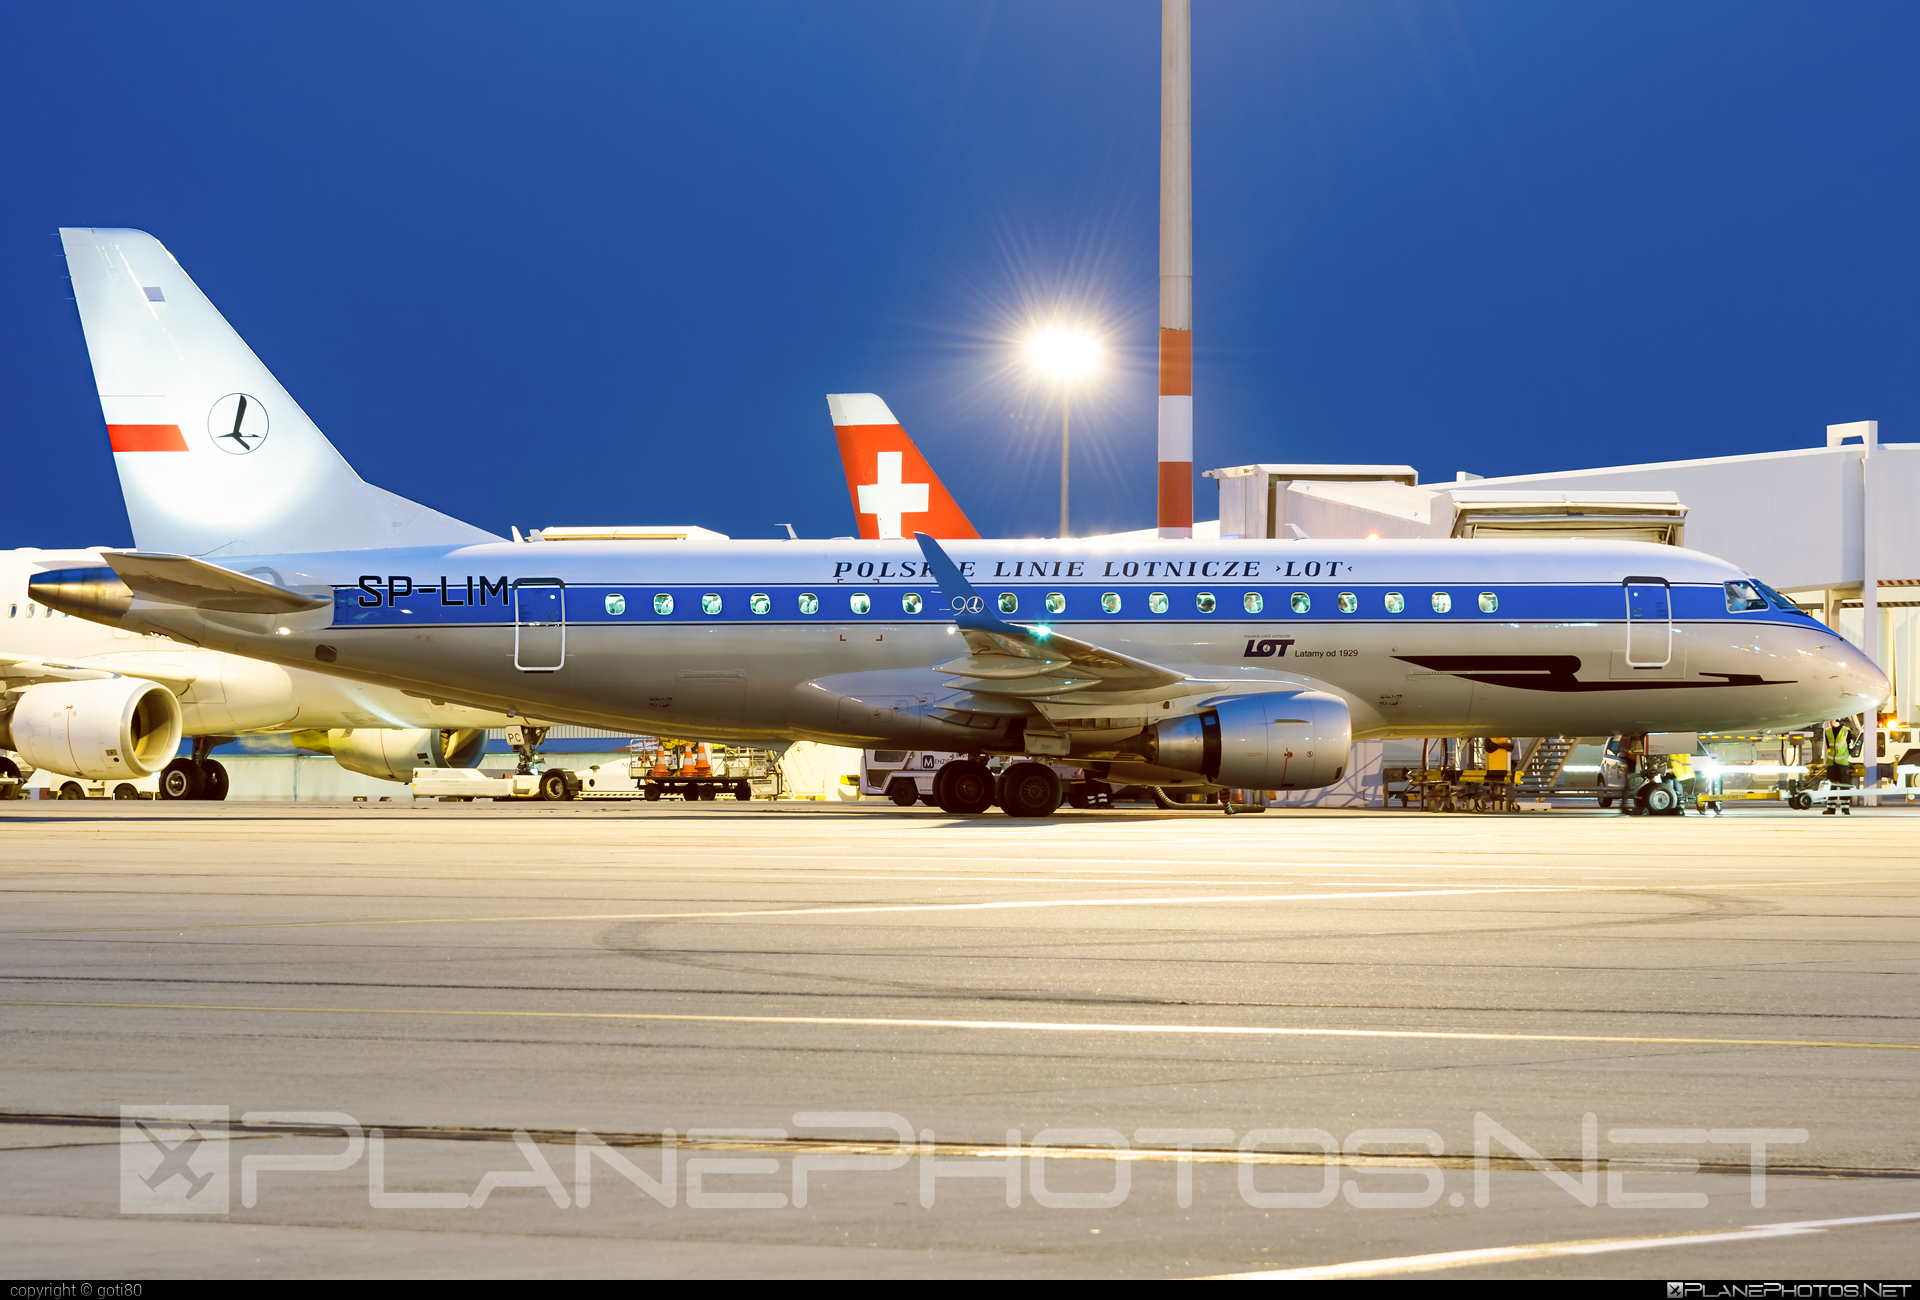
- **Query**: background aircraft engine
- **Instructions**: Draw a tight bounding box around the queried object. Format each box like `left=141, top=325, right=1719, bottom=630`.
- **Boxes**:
left=1147, top=690, right=1351, bottom=790
left=299, top=726, right=489, bottom=782
left=0, top=677, right=184, bottom=780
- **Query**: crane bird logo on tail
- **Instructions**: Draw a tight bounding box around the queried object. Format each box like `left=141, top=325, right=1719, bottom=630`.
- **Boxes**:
left=207, top=393, right=269, bottom=455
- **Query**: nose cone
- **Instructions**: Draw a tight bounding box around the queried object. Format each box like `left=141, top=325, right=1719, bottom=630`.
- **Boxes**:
left=1826, top=640, right=1890, bottom=720
left=28, top=566, right=133, bottom=625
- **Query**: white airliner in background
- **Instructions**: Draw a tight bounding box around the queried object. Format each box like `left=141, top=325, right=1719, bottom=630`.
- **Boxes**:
left=2, top=547, right=508, bottom=798
left=25, top=228, right=1887, bottom=818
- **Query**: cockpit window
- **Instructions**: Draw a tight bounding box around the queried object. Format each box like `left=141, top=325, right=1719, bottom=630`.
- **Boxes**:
left=1749, top=579, right=1803, bottom=613
left=1724, top=580, right=1768, bottom=612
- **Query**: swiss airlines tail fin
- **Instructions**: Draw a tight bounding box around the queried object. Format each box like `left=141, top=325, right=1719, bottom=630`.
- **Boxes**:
left=826, top=394, right=979, bottom=540
left=59, top=228, right=499, bottom=557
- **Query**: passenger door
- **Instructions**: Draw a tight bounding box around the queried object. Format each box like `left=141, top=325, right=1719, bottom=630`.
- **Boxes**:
left=1623, top=577, right=1672, bottom=668
left=513, top=578, right=566, bottom=671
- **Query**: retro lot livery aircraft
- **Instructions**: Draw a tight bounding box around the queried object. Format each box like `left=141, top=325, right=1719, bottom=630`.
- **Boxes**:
left=27, top=229, right=1887, bottom=817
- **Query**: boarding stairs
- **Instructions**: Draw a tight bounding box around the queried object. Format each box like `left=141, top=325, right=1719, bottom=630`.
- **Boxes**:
left=1517, top=737, right=1577, bottom=798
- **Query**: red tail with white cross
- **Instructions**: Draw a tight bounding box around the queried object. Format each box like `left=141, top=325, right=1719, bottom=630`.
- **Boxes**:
left=826, top=394, right=980, bottom=541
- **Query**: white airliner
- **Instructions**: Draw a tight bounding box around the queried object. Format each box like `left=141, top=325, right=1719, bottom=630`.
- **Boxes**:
left=26, top=229, right=1887, bottom=818
left=3, top=547, right=508, bottom=798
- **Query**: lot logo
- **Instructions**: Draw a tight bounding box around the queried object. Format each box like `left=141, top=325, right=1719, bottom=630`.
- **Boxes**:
left=1243, top=638, right=1295, bottom=659
left=207, top=393, right=269, bottom=455
left=120, top=1106, right=230, bottom=1213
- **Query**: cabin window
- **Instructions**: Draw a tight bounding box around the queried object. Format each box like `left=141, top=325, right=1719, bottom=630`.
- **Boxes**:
left=25, top=604, right=35, bottom=618
left=1244, top=592, right=1263, bottom=614
left=1196, top=592, right=1217, bottom=613
left=6, top=604, right=13, bottom=618
left=1149, top=592, right=1169, bottom=614
left=749, top=593, right=771, bottom=615
left=652, top=593, right=674, bottom=616
left=605, top=594, right=627, bottom=616
left=701, top=593, right=722, bottom=615
left=1100, top=592, right=1122, bottom=613
left=1045, top=592, right=1066, bottom=615
left=850, top=592, right=872, bottom=615
left=1478, top=592, right=1499, bottom=614
left=1290, top=592, right=1310, bottom=614
left=902, top=592, right=923, bottom=614
left=1432, top=592, right=1452, bottom=613
left=998, top=593, right=1018, bottom=614
left=798, top=592, right=819, bottom=615
left=1384, top=591, right=1405, bottom=614
left=1724, top=581, right=1768, bottom=612
left=1337, top=592, right=1357, bottom=613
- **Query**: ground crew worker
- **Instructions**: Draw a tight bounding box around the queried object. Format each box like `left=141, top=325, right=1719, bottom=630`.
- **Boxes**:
left=1821, top=717, right=1855, bottom=814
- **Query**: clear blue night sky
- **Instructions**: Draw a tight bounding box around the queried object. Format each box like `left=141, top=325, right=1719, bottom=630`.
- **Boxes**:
left=4, top=2, right=1918, bottom=548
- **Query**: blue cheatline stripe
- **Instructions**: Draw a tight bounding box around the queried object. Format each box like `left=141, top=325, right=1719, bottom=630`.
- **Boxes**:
left=329, top=581, right=1823, bottom=632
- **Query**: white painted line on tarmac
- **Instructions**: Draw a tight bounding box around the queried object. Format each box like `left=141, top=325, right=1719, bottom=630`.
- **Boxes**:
left=1211, top=1209, right=1920, bottom=1278
left=0, top=886, right=1558, bottom=935
left=3, top=999, right=1915, bottom=1052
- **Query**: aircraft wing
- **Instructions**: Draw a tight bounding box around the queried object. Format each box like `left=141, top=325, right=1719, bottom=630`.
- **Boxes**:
left=99, top=551, right=330, bottom=614
left=0, top=650, right=199, bottom=693
left=913, top=533, right=1188, bottom=700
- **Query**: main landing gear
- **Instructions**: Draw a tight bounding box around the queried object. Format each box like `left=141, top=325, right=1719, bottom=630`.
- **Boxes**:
left=929, top=758, right=1115, bottom=819
left=158, top=736, right=232, bottom=801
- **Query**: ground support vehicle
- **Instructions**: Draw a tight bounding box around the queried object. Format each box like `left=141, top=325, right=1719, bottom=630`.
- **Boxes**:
left=1783, top=780, right=1866, bottom=814
left=2, top=751, right=158, bottom=800
left=411, top=767, right=582, bottom=801
left=622, top=746, right=773, bottom=801
left=862, top=750, right=957, bottom=805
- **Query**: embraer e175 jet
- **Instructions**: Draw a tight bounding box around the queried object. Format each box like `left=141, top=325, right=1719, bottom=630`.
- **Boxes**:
left=28, top=229, right=1886, bottom=817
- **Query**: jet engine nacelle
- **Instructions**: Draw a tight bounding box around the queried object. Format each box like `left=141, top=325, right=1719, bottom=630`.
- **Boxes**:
left=1147, top=690, right=1351, bottom=790
left=0, top=677, right=184, bottom=780
left=295, top=726, right=488, bottom=783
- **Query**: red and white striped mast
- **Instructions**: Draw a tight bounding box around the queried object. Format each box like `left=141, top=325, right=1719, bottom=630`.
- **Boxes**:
left=1157, top=0, right=1194, bottom=539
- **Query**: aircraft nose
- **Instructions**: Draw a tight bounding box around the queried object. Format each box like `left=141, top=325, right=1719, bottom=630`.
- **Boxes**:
left=1824, top=642, right=1890, bottom=718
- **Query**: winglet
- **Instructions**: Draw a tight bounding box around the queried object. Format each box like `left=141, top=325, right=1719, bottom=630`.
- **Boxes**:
left=912, top=532, right=1027, bottom=637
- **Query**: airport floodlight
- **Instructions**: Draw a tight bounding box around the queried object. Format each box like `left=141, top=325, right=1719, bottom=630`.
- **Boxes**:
left=1026, top=327, right=1102, bottom=381
left=1026, top=327, right=1101, bottom=538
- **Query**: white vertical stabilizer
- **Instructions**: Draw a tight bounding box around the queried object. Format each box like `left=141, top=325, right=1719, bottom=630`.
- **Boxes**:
left=59, top=228, right=500, bottom=557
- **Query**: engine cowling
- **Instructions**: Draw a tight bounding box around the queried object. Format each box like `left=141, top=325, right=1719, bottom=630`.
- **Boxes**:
left=0, top=678, right=184, bottom=779
left=1145, top=690, right=1351, bottom=790
left=294, top=727, right=488, bottom=782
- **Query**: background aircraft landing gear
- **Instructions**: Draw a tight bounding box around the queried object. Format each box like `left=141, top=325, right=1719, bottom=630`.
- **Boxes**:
left=159, top=758, right=203, bottom=800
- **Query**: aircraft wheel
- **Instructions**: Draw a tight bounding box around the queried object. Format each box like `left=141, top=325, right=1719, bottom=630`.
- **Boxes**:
left=537, top=769, right=573, bottom=802
left=937, top=760, right=995, bottom=814
left=200, top=759, right=230, bottom=802
left=159, top=759, right=205, bottom=801
left=735, top=780, right=752, bottom=801
left=1643, top=785, right=1677, bottom=814
left=999, top=762, right=1063, bottom=818
left=887, top=780, right=918, bottom=808
left=113, top=783, right=139, bottom=800
left=59, top=781, right=87, bottom=800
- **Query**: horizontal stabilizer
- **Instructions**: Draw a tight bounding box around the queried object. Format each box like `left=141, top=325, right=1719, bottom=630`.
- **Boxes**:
left=98, top=551, right=330, bottom=614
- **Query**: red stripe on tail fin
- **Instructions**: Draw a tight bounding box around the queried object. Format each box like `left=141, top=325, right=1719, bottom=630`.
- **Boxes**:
left=107, top=424, right=188, bottom=451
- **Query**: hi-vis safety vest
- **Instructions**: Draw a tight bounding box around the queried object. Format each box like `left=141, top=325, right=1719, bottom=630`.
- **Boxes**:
left=1824, top=721, right=1854, bottom=763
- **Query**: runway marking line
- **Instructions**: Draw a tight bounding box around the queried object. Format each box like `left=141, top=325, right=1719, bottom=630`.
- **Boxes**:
left=1210, top=1209, right=1920, bottom=1278
left=0, top=886, right=1557, bottom=935
left=2, top=999, right=1914, bottom=1052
